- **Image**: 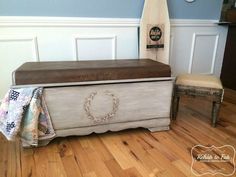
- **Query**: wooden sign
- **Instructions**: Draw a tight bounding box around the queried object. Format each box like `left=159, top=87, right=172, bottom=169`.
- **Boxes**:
left=140, top=0, right=170, bottom=64
left=147, top=24, right=164, bottom=49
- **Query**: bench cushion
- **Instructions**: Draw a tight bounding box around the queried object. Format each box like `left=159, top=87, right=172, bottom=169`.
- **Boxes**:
left=13, top=59, right=171, bottom=85
left=176, top=74, right=223, bottom=89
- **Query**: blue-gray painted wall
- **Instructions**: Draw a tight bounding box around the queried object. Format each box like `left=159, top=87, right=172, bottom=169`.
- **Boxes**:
left=0, top=0, right=145, bottom=18
left=0, top=0, right=223, bottom=19
left=167, top=0, right=223, bottom=20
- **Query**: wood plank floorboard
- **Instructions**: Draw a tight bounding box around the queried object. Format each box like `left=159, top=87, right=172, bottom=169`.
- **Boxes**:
left=1, top=89, right=236, bottom=177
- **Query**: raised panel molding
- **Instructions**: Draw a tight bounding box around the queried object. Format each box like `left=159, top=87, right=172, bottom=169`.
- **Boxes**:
left=170, top=19, right=228, bottom=77
left=74, top=35, right=117, bottom=60
left=189, top=33, right=219, bottom=74
left=0, top=36, right=40, bottom=61
left=0, top=36, right=40, bottom=99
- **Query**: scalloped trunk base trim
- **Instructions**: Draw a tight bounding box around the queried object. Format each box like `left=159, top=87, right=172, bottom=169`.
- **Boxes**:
left=38, top=117, right=170, bottom=146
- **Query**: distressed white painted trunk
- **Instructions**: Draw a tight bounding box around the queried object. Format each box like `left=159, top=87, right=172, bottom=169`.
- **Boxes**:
left=40, top=78, right=174, bottom=138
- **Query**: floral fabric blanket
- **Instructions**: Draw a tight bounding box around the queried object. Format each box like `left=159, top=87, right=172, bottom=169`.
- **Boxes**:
left=0, top=87, right=55, bottom=147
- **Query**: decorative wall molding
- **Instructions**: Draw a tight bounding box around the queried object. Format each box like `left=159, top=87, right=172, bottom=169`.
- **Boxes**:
left=0, top=35, right=40, bottom=99
left=0, top=16, right=140, bottom=27
left=0, top=36, right=40, bottom=61
left=169, top=19, right=228, bottom=77
left=0, top=17, right=219, bottom=28
left=74, top=35, right=117, bottom=60
left=189, top=33, right=219, bottom=74
left=170, top=19, right=219, bottom=27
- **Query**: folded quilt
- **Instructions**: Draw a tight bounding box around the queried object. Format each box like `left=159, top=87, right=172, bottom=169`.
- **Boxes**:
left=0, top=87, right=55, bottom=147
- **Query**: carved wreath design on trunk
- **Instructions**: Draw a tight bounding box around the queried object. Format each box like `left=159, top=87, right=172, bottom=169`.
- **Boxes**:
left=84, top=90, right=119, bottom=123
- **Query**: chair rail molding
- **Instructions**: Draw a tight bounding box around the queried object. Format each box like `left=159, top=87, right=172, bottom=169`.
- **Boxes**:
left=0, top=16, right=140, bottom=27
left=170, top=19, right=219, bottom=27
left=169, top=19, right=228, bottom=77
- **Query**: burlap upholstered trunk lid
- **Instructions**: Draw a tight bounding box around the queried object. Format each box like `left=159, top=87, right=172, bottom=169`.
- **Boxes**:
left=13, top=59, right=171, bottom=85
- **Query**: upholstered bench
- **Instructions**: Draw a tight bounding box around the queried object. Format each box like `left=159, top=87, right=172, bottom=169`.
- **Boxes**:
left=172, top=74, right=224, bottom=127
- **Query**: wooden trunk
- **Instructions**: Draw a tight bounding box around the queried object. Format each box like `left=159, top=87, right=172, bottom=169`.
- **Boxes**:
left=12, top=59, right=173, bottom=144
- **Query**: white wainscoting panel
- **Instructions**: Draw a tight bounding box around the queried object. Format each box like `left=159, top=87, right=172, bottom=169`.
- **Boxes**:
left=189, top=33, right=219, bottom=74
left=0, top=36, right=39, bottom=99
left=170, top=19, right=228, bottom=77
left=74, top=35, right=117, bottom=60
left=0, top=16, right=139, bottom=99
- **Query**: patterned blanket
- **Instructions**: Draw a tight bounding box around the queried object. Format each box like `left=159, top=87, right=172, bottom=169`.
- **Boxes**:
left=0, top=87, right=55, bottom=147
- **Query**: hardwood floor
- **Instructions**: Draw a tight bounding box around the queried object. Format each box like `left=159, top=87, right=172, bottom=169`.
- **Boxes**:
left=1, top=89, right=236, bottom=177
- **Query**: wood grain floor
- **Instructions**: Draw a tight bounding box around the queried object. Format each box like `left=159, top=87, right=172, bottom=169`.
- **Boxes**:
left=1, top=88, right=236, bottom=177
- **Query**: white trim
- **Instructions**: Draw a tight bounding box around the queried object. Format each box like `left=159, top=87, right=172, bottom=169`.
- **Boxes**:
left=211, top=34, right=219, bottom=74
left=73, top=35, right=117, bottom=60
left=188, top=33, right=197, bottom=73
left=188, top=33, right=219, bottom=74
left=0, top=36, right=40, bottom=61
left=170, top=19, right=219, bottom=27
left=169, top=34, right=174, bottom=65
left=32, top=37, right=40, bottom=61
left=0, top=16, right=140, bottom=27
left=11, top=77, right=175, bottom=88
